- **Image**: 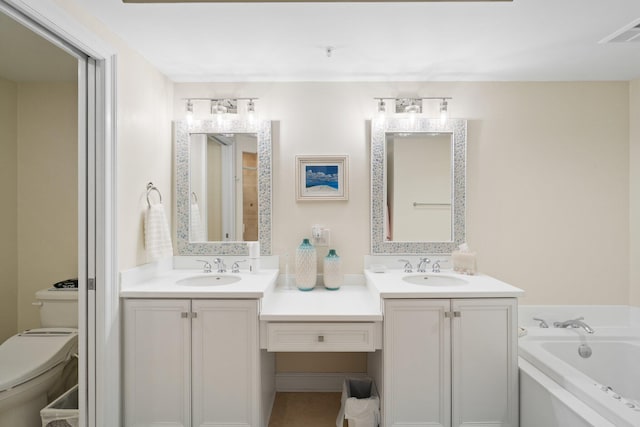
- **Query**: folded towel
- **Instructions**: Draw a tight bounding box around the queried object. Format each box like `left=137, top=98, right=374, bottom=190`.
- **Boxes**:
left=144, top=202, right=173, bottom=262
left=190, top=202, right=205, bottom=241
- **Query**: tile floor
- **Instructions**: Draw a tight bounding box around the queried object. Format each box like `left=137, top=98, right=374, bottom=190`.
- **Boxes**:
left=268, top=392, right=347, bottom=427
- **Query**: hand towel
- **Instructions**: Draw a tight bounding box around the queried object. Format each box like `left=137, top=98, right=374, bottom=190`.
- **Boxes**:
left=190, top=202, right=205, bottom=241
left=144, top=202, right=173, bottom=262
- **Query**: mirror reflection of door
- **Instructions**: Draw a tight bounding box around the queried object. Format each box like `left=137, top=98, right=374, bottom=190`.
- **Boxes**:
left=189, top=133, right=258, bottom=242
left=242, top=152, right=258, bottom=241
left=386, top=133, right=453, bottom=242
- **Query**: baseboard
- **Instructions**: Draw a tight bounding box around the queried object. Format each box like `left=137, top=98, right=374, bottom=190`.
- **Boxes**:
left=275, top=372, right=367, bottom=392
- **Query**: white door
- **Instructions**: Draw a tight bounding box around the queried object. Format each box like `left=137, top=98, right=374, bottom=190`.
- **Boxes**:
left=451, top=299, right=518, bottom=427
left=123, top=299, right=191, bottom=427
left=384, top=299, right=451, bottom=427
left=192, top=299, right=259, bottom=427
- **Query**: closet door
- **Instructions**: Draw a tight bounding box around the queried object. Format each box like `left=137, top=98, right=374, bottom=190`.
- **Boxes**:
left=192, top=299, right=260, bottom=427
left=123, top=299, right=191, bottom=427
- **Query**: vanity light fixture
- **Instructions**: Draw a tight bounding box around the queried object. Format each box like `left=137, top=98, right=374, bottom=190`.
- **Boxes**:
left=376, top=97, right=452, bottom=119
left=185, top=99, right=194, bottom=124
left=181, top=98, right=257, bottom=122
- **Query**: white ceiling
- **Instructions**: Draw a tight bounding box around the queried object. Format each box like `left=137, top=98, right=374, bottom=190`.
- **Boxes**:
left=75, top=0, right=640, bottom=82
left=3, top=0, right=640, bottom=83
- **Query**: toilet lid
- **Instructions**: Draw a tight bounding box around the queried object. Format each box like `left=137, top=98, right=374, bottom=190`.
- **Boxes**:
left=0, top=328, right=78, bottom=392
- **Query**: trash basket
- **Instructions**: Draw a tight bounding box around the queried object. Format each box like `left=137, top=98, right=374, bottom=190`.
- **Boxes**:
left=40, top=385, right=79, bottom=427
left=336, top=377, right=380, bottom=427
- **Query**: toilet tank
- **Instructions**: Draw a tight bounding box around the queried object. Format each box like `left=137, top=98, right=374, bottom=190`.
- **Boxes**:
left=35, top=288, right=78, bottom=328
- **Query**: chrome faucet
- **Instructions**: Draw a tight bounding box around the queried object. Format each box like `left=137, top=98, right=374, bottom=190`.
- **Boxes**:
left=431, top=260, right=442, bottom=273
left=231, top=260, right=246, bottom=273
left=533, top=317, right=549, bottom=328
left=398, top=259, right=413, bottom=273
left=213, top=258, right=227, bottom=273
left=196, top=259, right=212, bottom=273
left=416, top=258, right=430, bottom=273
left=553, top=317, right=594, bottom=334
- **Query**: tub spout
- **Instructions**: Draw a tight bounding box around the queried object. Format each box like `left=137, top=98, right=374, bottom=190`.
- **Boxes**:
left=553, top=317, right=595, bottom=334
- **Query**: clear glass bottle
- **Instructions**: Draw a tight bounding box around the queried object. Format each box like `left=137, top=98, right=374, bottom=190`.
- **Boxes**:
left=323, top=249, right=342, bottom=290
left=295, top=238, right=317, bottom=291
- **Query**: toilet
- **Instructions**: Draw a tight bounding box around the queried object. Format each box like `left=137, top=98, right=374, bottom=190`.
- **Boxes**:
left=0, top=288, right=78, bottom=427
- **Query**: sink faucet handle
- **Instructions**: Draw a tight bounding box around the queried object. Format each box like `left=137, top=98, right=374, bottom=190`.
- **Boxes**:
left=398, top=259, right=413, bottom=273
left=196, top=259, right=212, bottom=273
left=431, top=260, right=442, bottom=273
left=532, top=317, right=549, bottom=328
left=231, top=260, right=246, bottom=273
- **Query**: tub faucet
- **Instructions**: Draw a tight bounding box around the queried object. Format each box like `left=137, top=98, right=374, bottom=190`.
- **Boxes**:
left=553, top=317, right=594, bottom=334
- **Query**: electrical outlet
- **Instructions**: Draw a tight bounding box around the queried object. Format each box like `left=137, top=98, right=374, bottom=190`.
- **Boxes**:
left=311, top=225, right=330, bottom=246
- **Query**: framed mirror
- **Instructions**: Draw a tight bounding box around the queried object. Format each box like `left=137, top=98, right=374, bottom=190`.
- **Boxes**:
left=371, top=117, right=466, bottom=254
left=175, top=119, right=271, bottom=255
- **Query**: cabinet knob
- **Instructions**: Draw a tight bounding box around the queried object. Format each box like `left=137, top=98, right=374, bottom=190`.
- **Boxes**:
left=318, top=335, right=325, bottom=343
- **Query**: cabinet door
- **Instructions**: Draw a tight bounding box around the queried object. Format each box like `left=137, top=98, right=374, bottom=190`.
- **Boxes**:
left=451, top=298, right=518, bottom=427
left=192, top=299, right=259, bottom=427
left=384, top=299, right=451, bottom=427
left=123, top=299, right=191, bottom=427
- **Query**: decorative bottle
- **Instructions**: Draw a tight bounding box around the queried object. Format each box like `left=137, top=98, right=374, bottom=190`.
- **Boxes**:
left=295, top=238, right=317, bottom=291
left=323, top=249, right=342, bottom=290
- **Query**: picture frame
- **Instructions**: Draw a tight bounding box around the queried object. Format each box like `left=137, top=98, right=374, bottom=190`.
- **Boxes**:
left=295, top=155, right=349, bottom=201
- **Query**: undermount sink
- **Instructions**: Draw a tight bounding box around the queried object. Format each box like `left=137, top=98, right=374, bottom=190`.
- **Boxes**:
left=402, top=274, right=467, bottom=287
left=176, top=274, right=241, bottom=286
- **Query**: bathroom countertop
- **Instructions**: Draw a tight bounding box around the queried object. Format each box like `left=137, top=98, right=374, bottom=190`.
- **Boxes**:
left=260, top=283, right=383, bottom=322
left=365, top=269, right=524, bottom=299
left=119, top=269, right=279, bottom=299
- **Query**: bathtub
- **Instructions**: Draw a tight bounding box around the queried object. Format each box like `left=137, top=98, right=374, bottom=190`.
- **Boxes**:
left=519, top=306, right=640, bottom=427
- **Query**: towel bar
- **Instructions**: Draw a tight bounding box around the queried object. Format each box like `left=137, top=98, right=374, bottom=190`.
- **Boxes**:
left=146, top=182, right=162, bottom=207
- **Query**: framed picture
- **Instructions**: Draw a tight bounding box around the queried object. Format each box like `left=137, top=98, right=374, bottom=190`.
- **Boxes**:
left=295, top=155, right=349, bottom=201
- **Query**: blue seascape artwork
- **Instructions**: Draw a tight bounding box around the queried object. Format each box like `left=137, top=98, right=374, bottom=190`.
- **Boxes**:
left=305, top=165, right=339, bottom=190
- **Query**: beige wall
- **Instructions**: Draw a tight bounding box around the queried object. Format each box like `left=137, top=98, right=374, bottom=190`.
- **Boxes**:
left=0, top=77, right=18, bottom=343
left=16, top=82, right=78, bottom=331
left=174, top=82, right=630, bottom=306
left=55, top=0, right=175, bottom=271
left=631, top=78, right=640, bottom=307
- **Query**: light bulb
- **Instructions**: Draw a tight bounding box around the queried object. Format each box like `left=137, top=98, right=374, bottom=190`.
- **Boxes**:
left=439, top=99, right=448, bottom=124
left=185, top=99, right=194, bottom=125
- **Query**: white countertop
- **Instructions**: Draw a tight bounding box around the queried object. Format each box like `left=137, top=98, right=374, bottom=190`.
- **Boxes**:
left=260, top=283, right=383, bottom=322
left=365, top=269, right=524, bottom=298
left=120, top=268, right=279, bottom=299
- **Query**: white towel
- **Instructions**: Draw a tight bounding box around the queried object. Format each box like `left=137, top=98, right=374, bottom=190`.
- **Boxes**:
left=190, top=202, right=205, bottom=241
left=144, top=203, right=173, bottom=262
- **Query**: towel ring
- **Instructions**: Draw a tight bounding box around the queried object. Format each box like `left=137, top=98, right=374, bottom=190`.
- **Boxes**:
left=146, top=182, right=162, bottom=207
left=191, top=192, right=198, bottom=204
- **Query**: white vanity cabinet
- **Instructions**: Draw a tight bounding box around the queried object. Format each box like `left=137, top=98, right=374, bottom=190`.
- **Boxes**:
left=383, top=298, right=518, bottom=427
left=123, top=298, right=260, bottom=427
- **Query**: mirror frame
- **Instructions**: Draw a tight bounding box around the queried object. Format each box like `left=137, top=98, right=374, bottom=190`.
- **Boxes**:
left=175, top=119, right=272, bottom=256
left=370, top=117, right=467, bottom=254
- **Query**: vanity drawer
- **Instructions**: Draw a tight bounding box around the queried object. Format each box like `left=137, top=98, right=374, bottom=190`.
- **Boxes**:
left=266, top=322, right=376, bottom=352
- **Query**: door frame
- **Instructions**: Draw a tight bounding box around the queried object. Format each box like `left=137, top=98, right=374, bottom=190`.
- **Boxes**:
left=0, top=1, right=118, bottom=426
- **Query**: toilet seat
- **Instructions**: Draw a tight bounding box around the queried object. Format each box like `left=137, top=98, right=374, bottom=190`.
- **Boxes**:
left=0, top=328, right=77, bottom=392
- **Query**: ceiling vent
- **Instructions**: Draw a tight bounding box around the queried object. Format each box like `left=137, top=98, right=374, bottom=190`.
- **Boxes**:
left=600, top=19, right=640, bottom=43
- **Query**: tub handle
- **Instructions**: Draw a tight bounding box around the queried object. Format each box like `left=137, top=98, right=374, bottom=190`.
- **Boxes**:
left=532, top=317, right=548, bottom=328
